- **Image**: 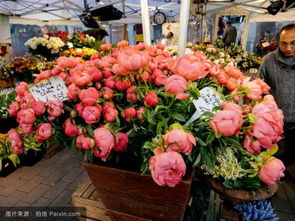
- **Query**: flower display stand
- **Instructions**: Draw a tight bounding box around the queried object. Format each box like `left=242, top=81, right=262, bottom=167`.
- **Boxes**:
left=80, top=162, right=193, bottom=221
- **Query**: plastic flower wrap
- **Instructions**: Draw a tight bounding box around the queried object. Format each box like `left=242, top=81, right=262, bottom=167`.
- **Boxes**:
left=68, top=30, right=95, bottom=48
left=256, top=37, right=278, bottom=56
left=8, top=41, right=285, bottom=189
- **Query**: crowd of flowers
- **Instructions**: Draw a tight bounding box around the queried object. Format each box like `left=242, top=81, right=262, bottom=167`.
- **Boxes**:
left=256, top=37, right=278, bottom=56
left=190, top=39, right=262, bottom=74
left=1, top=55, right=55, bottom=83
left=5, top=40, right=285, bottom=191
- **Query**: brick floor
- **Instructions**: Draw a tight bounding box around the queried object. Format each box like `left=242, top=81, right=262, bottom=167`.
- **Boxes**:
left=0, top=148, right=87, bottom=212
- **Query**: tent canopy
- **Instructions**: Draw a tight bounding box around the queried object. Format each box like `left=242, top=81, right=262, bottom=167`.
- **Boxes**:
left=0, top=0, right=294, bottom=24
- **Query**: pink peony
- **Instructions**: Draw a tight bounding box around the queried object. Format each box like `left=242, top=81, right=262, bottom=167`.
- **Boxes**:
left=34, top=70, right=51, bottom=83
left=144, top=92, right=158, bottom=107
left=224, top=66, right=243, bottom=79
left=117, top=49, right=149, bottom=71
left=82, top=137, right=95, bottom=150
left=101, top=43, right=112, bottom=51
left=242, top=77, right=262, bottom=101
left=36, top=123, right=53, bottom=143
left=85, top=67, right=103, bottom=81
left=7, top=129, right=23, bottom=147
left=46, top=101, right=64, bottom=119
left=81, top=104, right=102, bottom=124
left=259, top=158, right=285, bottom=185
left=117, top=40, right=129, bottom=48
left=126, top=86, right=138, bottom=103
left=93, top=127, right=115, bottom=161
left=210, top=110, right=242, bottom=136
left=15, top=82, right=28, bottom=97
left=149, top=151, right=186, bottom=187
left=112, top=63, right=128, bottom=76
left=74, top=72, right=93, bottom=87
left=104, top=76, right=116, bottom=89
left=113, top=132, right=129, bottom=151
left=253, top=118, right=281, bottom=149
left=8, top=102, right=20, bottom=116
left=164, top=129, right=196, bottom=155
left=222, top=102, right=243, bottom=116
left=169, top=54, right=208, bottom=81
left=115, top=79, right=131, bottom=91
left=79, top=87, right=99, bottom=106
left=17, top=108, right=36, bottom=124
left=56, top=56, right=81, bottom=69
left=32, top=101, right=46, bottom=116
left=20, top=123, right=34, bottom=135
left=256, top=78, right=270, bottom=94
left=123, top=107, right=137, bottom=122
left=225, top=78, right=239, bottom=91
left=165, top=75, right=188, bottom=95
left=137, top=107, right=145, bottom=121
left=101, top=87, right=114, bottom=100
left=102, top=102, right=118, bottom=122
left=243, top=134, right=261, bottom=154
left=176, top=93, right=190, bottom=100
left=63, top=118, right=79, bottom=136
left=67, top=83, right=80, bottom=101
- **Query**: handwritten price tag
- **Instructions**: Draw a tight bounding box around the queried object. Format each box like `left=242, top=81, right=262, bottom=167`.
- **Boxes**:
left=185, top=87, right=221, bottom=126
left=29, top=76, right=68, bottom=102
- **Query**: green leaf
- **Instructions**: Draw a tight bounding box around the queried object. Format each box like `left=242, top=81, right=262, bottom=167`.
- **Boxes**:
left=156, top=118, right=169, bottom=134
left=193, top=153, right=201, bottom=167
left=196, top=137, right=207, bottom=146
left=248, top=113, right=257, bottom=124
left=8, top=154, right=19, bottom=167
left=171, top=113, right=186, bottom=122
left=206, top=132, right=215, bottom=144
left=86, top=125, right=94, bottom=138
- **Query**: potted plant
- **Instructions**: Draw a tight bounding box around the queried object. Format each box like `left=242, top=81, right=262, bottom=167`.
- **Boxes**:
left=7, top=40, right=285, bottom=219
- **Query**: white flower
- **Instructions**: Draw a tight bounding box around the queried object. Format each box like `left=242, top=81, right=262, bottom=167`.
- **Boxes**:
left=67, top=42, right=73, bottom=48
left=219, top=52, right=225, bottom=58
left=43, top=35, right=49, bottom=39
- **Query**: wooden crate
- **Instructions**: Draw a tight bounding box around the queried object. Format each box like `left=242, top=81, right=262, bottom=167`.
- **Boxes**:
left=43, top=139, right=64, bottom=158
left=72, top=179, right=150, bottom=221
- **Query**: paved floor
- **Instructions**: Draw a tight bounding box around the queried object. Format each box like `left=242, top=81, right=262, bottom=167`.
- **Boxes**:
left=0, top=148, right=87, bottom=208
left=0, top=148, right=294, bottom=221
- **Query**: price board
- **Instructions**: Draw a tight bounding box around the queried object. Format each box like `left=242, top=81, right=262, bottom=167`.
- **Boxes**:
left=29, top=76, right=68, bottom=102
left=185, top=87, right=221, bottom=126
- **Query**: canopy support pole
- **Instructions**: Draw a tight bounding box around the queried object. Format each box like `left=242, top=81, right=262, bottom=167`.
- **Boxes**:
left=178, top=0, right=190, bottom=57
left=140, top=0, right=151, bottom=45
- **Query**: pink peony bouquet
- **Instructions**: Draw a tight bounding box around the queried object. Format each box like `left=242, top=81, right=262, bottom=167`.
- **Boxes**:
left=7, top=40, right=285, bottom=190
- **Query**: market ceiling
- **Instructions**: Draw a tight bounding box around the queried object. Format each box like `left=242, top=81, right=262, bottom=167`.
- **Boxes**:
left=0, top=0, right=294, bottom=21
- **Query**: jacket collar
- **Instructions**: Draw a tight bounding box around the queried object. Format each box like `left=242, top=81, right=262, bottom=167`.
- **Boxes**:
left=274, top=48, right=295, bottom=68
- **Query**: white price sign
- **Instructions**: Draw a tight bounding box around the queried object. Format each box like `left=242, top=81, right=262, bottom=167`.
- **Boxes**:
left=29, top=76, right=68, bottom=102
left=185, top=87, right=221, bottom=126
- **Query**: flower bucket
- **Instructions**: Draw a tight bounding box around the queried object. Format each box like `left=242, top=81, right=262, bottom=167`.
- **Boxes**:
left=207, top=178, right=278, bottom=205
left=0, top=117, right=18, bottom=134
left=0, top=158, right=17, bottom=177
left=19, top=149, right=44, bottom=166
left=83, top=162, right=193, bottom=221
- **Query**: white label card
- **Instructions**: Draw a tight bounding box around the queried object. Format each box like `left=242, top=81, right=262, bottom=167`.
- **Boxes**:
left=185, top=87, right=221, bottom=126
left=29, top=76, right=68, bottom=102
left=262, top=42, right=270, bottom=48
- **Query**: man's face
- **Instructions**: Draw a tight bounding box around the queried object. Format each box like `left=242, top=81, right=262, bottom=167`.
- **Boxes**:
left=279, top=28, right=295, bottom=57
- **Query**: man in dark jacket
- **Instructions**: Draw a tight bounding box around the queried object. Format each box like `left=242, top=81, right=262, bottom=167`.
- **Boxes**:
left=222, top=21, right=237, bottom=46
left=259, top=23, right=295, bottom=168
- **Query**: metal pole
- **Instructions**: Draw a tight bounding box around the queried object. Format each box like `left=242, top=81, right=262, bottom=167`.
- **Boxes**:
left=177, top=0, right=190, bottom=56
left=140, top=0, right=151, bottom=45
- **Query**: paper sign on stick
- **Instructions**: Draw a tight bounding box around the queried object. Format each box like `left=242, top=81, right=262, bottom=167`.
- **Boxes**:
left=29, top=76, right=68, bottom=102
left=185, top=87, right=221, bottom=126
